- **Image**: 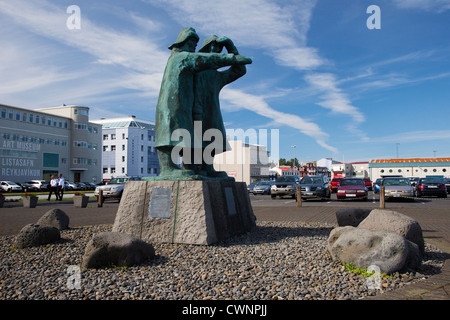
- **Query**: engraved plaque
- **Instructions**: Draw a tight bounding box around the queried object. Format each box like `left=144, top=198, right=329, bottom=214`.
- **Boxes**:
left=148, top=187, right=172, bottom=219
left=224, top=187, right=237, bottom=216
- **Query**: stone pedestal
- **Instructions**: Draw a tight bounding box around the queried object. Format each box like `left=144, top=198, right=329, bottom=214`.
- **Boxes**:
left=112, top=180, right=256, bottom=245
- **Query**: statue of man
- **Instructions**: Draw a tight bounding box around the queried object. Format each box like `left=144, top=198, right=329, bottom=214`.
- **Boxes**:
left=155, top=27, right=252, bottom=178
left=194, top=35, right=248, bottom=178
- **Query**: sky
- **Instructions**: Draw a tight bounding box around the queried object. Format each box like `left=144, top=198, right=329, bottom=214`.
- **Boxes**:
left=1, top=0, right=449, bottom=164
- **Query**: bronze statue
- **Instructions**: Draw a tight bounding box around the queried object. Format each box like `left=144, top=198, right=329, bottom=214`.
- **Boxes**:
left=154, top=27, right=252, bottom=179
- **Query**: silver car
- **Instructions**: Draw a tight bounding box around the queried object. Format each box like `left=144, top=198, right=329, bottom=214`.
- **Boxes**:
left=381, top=177, right=415, bottom=200
left=94, top=176, right=141, bottom=201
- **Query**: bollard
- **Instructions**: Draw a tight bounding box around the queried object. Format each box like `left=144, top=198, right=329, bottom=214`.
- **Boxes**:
left=380, top=186, right=385, bottom=209
left=296, top=186, right=302, bottom=207
left=98, top=189, right=103, bottom=207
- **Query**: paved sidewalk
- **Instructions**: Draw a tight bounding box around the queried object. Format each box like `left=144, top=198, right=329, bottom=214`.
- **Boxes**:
left=1, top=199, right=449, bottom=300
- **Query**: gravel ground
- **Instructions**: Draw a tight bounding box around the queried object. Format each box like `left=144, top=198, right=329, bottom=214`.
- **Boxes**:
left=0, top=221, right=445, bottom=300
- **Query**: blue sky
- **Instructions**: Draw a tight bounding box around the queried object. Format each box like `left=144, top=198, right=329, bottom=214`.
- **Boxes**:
left=1, top=0, right=449, bottom=163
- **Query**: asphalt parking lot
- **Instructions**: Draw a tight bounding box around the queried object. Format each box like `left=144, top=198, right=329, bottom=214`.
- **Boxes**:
left=250, top=190, right=450, bottom=209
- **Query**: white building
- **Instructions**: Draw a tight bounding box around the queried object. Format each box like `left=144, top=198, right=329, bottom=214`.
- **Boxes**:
left=0, top=104, right=102, bottom=183
left=213, top=140, right=272, bottom=184
left=91, top=116, right=159, bottom=181
left=369, top=158, right=450, bottom=180
left=331, top=161, right=369, bottom=179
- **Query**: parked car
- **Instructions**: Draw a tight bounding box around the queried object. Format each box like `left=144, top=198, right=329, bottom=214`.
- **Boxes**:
left=63, top=181, right=73, bottom=191
left=0, top=181, right=23, bottom=192
left=270, top=175, right=301, bottom=199
left=26, top=180, right=49, bottom=191
left=94, top=176, right=141, bottom=201
left=444, top=178, right=450, bottom=194
left=330, top=178, right=343, bottom=193
left=415, top=177, right=447, bottom=198
left=247, top=182, right=258, bottom=193
left=252, top=181, right=274, bottom=195
left=363, top=177, right=372, bottom=191
left=373, top=178, right=383, bottom=194
left=76, top=182, right=87, bottom=190
left=298, top=175, right=331, bottom=201
left=83, top=182, right=97, bottom=190
left=381, top=177, right=415, bottom=200
left=66, top=181, right=79, bottom=190
left=336, top=178, right=368, bottom=201
left=16, top=182, right=39, bottom=192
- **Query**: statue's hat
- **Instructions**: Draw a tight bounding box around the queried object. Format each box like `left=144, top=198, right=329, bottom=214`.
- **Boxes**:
left=168, top=27, right=199, bottom=50
left=198, top=35, right=219, bottom=53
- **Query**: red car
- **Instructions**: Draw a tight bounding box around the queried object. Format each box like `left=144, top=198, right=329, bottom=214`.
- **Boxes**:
left=337, top=178, right=368, bottom=200
left=330, top=178, right=343, bottom=193
left=363, top=177, right=373, bottom=191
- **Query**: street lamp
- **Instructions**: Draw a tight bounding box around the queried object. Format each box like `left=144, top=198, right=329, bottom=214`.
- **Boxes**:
left=291, top=145, right=296, bottom=170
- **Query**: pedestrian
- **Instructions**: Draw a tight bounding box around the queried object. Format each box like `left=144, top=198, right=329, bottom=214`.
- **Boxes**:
left=48, top=175, right=59, bottom=201
left=57, top=173, right=65, bottom=201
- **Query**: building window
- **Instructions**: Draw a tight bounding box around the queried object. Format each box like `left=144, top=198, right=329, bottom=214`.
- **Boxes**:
left=103, top=146, right=108, bottom=152
left=122, top=168, right=125, bottom=173
left=111, top=145, right=116, bottom=151
left=36, top=115, right=40, bottom=124
left=29, top=113, right=34, bottom=122
left=103, top=134, right=108, bottom=140
left=103, top=168, right=108, bottom=174
left=122, top=133, right=126, bottom=139
left=111, top=168, right=116, bottom=173
left=43, top=153, right=59, bottom=168
left=8, top=110, right=13, bottom=120
left=122, top=145, right=125, bottom=151
left=93, top=127, right=98, bottom=134
left=15, top=111, right=21, bottom=121
left=122, top=156, right=125, bottom=162
left=111, top=134, right=116, bottom=140
left=1, top=108, right=6, bottom=118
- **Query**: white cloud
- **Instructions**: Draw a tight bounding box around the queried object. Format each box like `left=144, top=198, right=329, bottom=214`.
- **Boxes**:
left=304, top=73, right=365, bottom=124
left=0, top=0, right=174, bottom=117
left=146, top=0, right=323, bottom=70
left=370, top=130, right=450, bottom=144
left=221, top=88, right=338, bottom=154
left=393, top=0, right=450, bottom=12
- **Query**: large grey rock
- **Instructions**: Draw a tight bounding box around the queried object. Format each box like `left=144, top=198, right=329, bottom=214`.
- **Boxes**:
left=81, top=232, right=155, bottom=269
left=14, top=224, right=61, bottom=249
left=327, top=226, right=422, bottom=274
left=336, top=208, right=371, bottom=227
left=112, top=180, right=256, bottom=245
left=358, top=209, right=425, bottom=254
left=37, top=208, right=70, bottom=230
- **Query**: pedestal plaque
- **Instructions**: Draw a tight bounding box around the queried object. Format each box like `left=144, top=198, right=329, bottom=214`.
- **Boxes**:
left=148, top=187, right=172, bottom=219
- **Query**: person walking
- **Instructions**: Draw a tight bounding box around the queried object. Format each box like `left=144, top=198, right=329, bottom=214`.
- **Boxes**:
left=57, top=173, right=65, bottom=201
left=48, top=175, right=59, bottom=201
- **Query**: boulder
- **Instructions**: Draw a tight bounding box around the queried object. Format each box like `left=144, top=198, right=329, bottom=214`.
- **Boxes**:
left=358, top=209, right=425, bottom=254
left=14, top=224, right=61, bottom=249
left=335, top=208, right=372, bottom=227
left=81, top=232, right=155, bottom=269
left=327, top=226, right=422, bottom=274
left=37, top=208, right=70, bottom=230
